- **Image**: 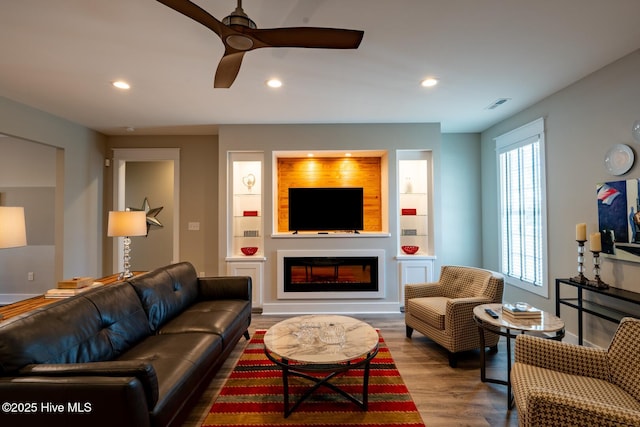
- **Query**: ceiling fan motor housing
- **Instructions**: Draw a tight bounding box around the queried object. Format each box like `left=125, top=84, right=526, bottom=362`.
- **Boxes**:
left=222, top=5, right=256, bottom=29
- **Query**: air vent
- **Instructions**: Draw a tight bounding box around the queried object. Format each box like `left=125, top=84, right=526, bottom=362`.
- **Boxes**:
left=485, top=98, right=511, bottom=110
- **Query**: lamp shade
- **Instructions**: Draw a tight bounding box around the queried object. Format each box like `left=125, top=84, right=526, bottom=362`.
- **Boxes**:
left=0, top=206, right=27, bottom=249
left=107, top=211, right=147, bottom=237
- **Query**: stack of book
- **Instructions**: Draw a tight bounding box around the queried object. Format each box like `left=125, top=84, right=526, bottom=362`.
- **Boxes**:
left=45, top=277, right=102, bottom=299
left=501, top=302, right=542, bottom=322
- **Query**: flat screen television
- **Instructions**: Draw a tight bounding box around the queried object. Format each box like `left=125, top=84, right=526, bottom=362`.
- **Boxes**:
left=288, top=187, right=364, bottom=232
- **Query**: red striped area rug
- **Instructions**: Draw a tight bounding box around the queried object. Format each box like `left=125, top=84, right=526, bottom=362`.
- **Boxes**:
left=201, top=330, right=425, bottom=427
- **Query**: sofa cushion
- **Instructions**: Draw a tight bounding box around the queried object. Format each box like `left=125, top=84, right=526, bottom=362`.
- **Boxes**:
left=118, top=332, right=223, bottom=427
left=158, top=300, right=251, bottom=345
left=128, top=262, right=199, bottom=331
left=407, top=297, right=448, bottom=330
left=0, top=283, right=151, bottom=373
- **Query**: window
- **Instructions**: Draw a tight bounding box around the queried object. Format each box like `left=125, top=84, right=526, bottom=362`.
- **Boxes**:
left=496, top=118, right=548, bottom=297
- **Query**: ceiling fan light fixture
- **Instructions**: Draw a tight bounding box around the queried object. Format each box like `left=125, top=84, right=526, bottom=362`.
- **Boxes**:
left=225, top=35, right=254, bottom=50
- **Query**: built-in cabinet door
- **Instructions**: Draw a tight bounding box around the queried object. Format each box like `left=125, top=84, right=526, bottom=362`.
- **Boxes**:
left=227, top=261, right=263, bottom=310
left=398, top=260, right=434, bottom=309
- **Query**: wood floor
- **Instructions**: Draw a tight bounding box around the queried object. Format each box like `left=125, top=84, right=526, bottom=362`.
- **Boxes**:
left=181, top=313, right=520, bottom=427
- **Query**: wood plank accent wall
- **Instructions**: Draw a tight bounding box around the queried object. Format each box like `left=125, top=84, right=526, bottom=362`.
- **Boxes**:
left=277, top=157, right=382, bottom=232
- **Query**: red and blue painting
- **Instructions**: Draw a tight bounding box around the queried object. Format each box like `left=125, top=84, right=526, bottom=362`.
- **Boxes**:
left=597, top=178, right=640, bottom=262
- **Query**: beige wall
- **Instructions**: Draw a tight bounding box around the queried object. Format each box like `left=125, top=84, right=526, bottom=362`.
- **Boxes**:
left=481, top=49, right=640, bottom=346
left=105, top=135, right=219, bottom=277
left=124, top=161, right=174, bottom=271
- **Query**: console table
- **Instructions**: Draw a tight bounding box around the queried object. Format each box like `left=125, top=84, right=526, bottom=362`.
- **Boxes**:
left=0, top=272, right=144, bottom=321
left=555, top=278, right=640, bottom=345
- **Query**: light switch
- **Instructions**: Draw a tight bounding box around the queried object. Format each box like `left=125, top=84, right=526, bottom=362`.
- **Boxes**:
left=188, top=222, right=200, bottom=231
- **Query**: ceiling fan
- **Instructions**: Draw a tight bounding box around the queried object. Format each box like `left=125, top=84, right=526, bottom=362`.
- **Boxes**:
left=156, top=0, right=364, bottom=88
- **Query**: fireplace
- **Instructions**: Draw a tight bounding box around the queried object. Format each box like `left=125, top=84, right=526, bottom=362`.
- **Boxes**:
left=284, top=256, right=378, bottom=292
left=277, top=249, right=385, bottom=299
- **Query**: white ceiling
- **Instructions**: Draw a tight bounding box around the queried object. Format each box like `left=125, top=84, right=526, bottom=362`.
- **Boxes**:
left=1, top=0, right=639, bottom=136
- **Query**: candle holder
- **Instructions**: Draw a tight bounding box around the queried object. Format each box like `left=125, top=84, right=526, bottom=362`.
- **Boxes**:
left=570, top=240, right=589, bottom=284
left=587, top=251, right=609, bottom=289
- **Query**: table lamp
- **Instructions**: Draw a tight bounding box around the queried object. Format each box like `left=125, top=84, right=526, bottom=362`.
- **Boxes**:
left=0, top=206, right=27, bottom=249
left=0, top=206, right=27, bottom=320
left=108, top=210, right=147, bottom=279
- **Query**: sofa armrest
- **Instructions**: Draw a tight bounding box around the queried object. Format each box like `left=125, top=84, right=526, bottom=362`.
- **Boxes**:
left=526, top=389, right=640, bottom=427
left=0, top=375, right=151, bottom=427
left=198, top=276, right=252, bottom=301
left=18, top=360, right=158, bottom=408
left=515, top=334, right=609, bottom=380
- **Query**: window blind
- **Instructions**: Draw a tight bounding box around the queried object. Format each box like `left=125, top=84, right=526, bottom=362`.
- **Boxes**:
left=495, top=117, right=546, bottom=294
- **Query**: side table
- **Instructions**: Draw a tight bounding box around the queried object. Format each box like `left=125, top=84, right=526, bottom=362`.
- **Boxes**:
left=473, top=303, right=565, bottom=409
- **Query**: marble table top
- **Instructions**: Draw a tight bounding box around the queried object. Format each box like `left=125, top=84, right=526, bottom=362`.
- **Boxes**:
left=474, top=303, right=565, bottom=333
left=263, top=314, right=379, bottom=364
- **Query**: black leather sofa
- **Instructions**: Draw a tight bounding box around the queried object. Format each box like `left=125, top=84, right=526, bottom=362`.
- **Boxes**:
left=0, top=262, right=252, bottom=427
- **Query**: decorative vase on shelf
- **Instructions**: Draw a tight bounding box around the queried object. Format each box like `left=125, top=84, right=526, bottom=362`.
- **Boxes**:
left=404, top=177, right=413, bottom=194
left=242, top=173, right=256, bottom=192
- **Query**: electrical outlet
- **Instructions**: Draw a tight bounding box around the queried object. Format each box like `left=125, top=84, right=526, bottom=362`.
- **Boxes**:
left=28, top=272, right=34, bottom=281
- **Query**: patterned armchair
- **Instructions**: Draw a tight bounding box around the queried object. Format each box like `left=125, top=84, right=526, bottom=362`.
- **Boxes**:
left=404, top=265, right=504, bottom=367
left=512, top=317, right=640, bottom=427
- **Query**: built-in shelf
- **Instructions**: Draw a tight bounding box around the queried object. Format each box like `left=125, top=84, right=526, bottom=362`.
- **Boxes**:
left=397, top=152, right=433, bottom=256
left=227, top=152, right=265, bottom=309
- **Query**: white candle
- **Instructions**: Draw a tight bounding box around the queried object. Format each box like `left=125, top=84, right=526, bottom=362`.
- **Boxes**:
left=576, top=223, right=587, bottom=241
left=589, top=232, right=602, bottom=252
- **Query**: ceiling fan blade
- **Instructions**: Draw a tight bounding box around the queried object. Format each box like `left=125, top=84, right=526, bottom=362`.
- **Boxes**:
left=214, top=51, right=246, bottom=88
left=156, top=0, right=223, bottom=36
left=248, top=27, right=364, bottom=49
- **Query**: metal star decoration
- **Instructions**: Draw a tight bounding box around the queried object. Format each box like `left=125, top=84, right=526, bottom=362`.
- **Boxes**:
left=129, top=197, right=163, bottom=236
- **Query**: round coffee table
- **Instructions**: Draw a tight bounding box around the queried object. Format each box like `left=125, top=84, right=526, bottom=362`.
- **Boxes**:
left=263, top=314, right=379, bottom=418
left=473, top=303, right=565, bottom=409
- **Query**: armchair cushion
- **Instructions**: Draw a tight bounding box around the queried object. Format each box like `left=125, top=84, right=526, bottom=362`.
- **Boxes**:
left=439, top=266, right=493, bottom=299
left=512, top=317, right=640, bottom=427
left=407, top=297, right=448, bottom=330
left=512, top=363, right=640, bottom=426
left=607, top=316, right=640, bottom=402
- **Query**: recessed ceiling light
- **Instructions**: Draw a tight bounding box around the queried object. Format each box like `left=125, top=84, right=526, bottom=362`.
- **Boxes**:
left=112, top=80, right=130, bottom=90
left=420, top=77, right=438, bottom=88
left=266, top=78, right=282, bottom=88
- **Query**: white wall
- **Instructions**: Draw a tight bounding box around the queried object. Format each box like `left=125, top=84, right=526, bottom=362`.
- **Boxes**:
left=0, top=96, right=106, bottom=288
left=481, top=49, right=640, bottom=346
left=440, top=133, right=483, bottom=267
left=218, top=123, right=444, bottom=313
left=0, top=137, right=56, bottom=302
